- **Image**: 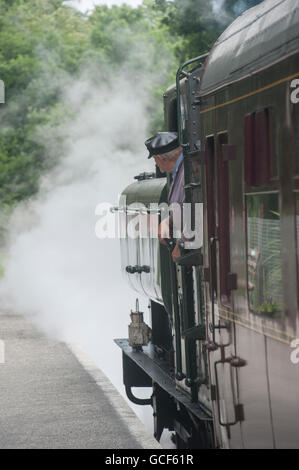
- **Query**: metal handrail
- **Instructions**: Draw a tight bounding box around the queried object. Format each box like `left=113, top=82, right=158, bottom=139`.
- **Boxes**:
left=176, top=53, right=209, bottom=148
left=110, top=206, right=161, bottom=215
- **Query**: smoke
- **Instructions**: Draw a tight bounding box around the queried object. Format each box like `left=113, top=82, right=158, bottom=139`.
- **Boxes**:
left=211, top=0, right=261, bottom=22
left=211, top=0, right=225, bottom=16
left=230, top=0, right=257, bottom=15
left=0, top=65, right=160, bottom=429
left=211, top=0, right=234, bottom=24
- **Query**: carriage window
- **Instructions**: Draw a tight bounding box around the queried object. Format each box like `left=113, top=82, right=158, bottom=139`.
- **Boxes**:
left=246, top=193, right=283, bottom=318
left=244, top=108, right=276, bottom=186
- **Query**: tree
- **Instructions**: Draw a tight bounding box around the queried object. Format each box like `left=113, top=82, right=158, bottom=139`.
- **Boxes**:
left=153, top=0, right=263, bottom=62
left=0, top=0, right=264, bottom=206
left=0, top=0, right=89, bottom=205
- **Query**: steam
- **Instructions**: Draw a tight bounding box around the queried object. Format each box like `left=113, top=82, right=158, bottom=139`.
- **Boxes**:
left=0, top=67, right=157, bottom=425
left=211, top=0, right=233, bottom=24
left=211, top=0, right=225, bottom=16
left=211, top=0, right=260, bottom=22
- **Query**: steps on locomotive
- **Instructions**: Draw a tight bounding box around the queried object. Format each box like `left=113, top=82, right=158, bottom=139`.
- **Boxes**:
left=115, top=338, right=212, bottom=422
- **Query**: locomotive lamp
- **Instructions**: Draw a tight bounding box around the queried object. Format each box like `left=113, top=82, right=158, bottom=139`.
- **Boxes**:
left=128, top=299, right=152, bottom=350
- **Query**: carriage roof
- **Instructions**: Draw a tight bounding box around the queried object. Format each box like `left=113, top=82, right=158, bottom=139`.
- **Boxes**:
left=199, top=0, right=299, bottom=96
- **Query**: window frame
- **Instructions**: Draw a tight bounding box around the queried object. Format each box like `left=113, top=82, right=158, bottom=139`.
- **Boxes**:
left=245, top=190, right=284, bottom=320
left=244, top=107, right=278, bottom=189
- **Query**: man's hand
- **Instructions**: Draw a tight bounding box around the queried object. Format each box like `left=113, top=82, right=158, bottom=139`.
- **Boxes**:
left=158, top=218, right=170, bottom=246
left=172, top=243, right=181, bottom=262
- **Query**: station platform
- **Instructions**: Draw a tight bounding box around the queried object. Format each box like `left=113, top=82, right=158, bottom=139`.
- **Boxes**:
left=0, top=314, right=160, bottom=449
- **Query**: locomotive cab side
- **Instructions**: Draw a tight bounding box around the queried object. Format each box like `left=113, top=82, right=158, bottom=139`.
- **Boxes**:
left=115, top=56, right=214, bottom=449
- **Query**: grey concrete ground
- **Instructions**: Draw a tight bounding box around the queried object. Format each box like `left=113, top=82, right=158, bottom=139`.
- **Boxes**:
left=0, top=314, right=160, bottom=449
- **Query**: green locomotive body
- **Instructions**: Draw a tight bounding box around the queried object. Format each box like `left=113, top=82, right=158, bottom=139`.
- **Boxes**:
left=116, top=0, right=299, bottom=449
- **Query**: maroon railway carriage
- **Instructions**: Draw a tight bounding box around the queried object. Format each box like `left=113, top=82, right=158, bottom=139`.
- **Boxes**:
left=198, top=0, right=299, bottom=448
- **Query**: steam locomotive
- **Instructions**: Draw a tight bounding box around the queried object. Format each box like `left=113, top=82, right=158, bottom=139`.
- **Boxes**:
left=115, top=0, right=299, bottom=449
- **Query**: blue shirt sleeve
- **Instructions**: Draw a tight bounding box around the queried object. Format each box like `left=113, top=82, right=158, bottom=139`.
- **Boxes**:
left=172, top=153, right=183, bottom=178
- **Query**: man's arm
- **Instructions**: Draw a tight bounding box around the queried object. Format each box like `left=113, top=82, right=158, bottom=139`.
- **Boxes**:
left=172, top=242, right=181, bottom=262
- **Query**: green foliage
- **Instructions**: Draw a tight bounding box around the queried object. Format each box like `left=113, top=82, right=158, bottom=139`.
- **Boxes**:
left=258, top=300, right=281, bottom=319
left=152, top=0, right=263, bottom=62
left=0, top=0, right=89, bottom=205
left=0, top=0, right=263, bottom=208
left=156, top=0, right=222, bottom=62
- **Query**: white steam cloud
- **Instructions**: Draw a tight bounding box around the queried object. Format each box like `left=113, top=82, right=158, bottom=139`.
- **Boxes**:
left=0, top=69, right=158, bottom=429
left=212, top=0, right=255, bottom=21
left=211, top=0, right=225, bottom=16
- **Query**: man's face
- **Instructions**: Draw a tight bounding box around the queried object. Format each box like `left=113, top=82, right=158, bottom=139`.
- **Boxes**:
left=153, top=154, right=175, bottom=174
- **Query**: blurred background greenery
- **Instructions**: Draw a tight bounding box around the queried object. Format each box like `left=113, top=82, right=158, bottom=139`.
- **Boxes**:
left=0, top=0, right=262, bottom=210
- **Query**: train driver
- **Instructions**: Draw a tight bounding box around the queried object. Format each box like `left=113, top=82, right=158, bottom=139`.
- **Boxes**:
left=145, top=131, right=184, bottom=262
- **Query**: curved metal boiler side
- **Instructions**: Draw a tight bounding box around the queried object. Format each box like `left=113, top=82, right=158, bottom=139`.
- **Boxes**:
left=118, top=176, right=168, bottom=305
